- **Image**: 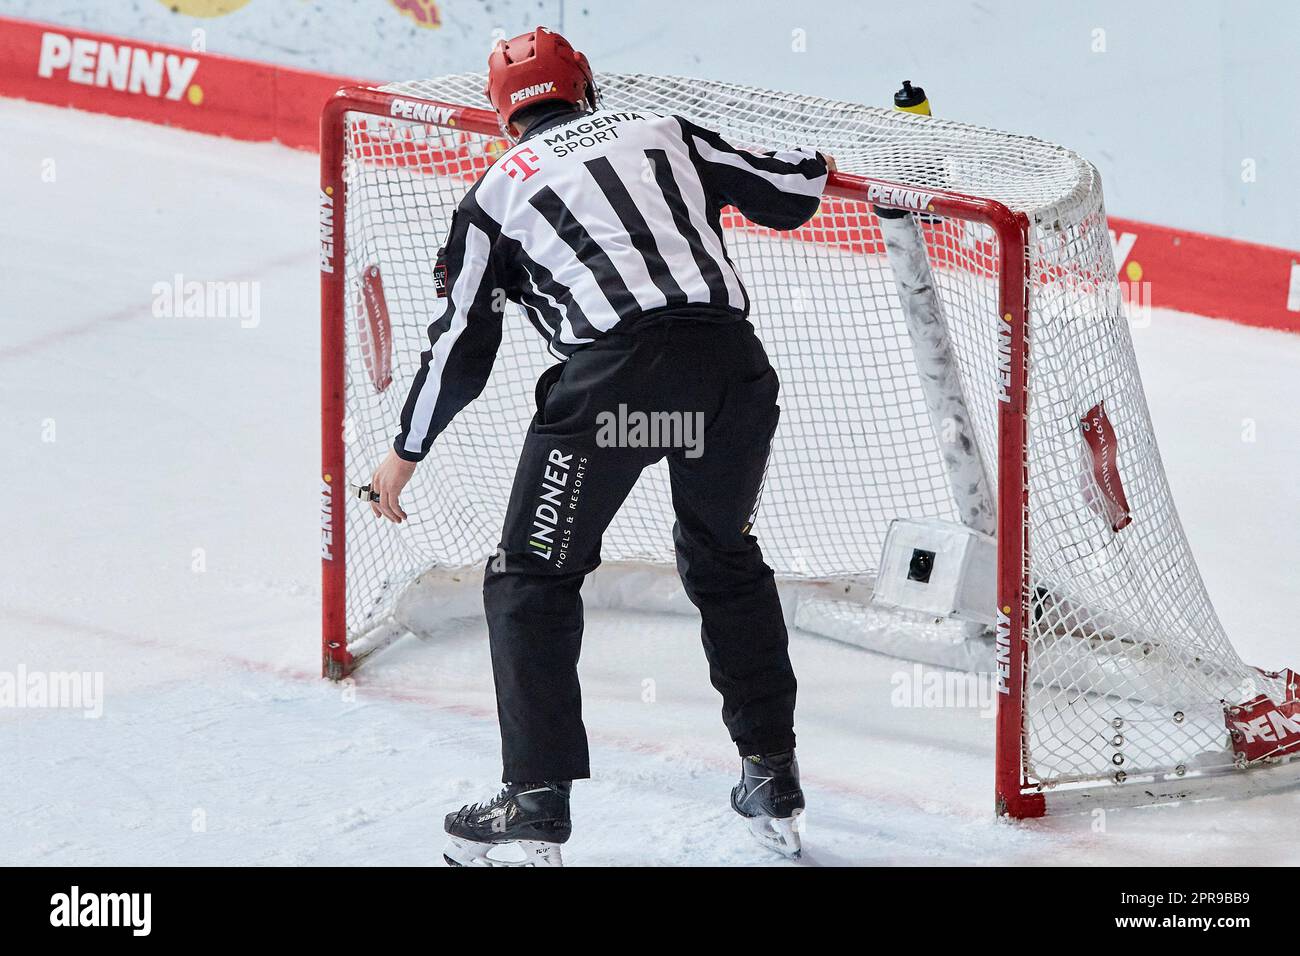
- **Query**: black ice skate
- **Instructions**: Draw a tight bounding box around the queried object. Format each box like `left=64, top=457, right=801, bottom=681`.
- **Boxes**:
left=443, top=781, right=572, bottom=867
left=731, top=751, right=805, bottom=858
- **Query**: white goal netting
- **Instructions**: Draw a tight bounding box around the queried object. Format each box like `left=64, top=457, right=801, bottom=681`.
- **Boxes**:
left=328, top=73, right=1281, bottom=802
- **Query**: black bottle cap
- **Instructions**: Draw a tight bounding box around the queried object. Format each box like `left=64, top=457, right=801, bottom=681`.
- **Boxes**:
left=894, top=80, right=927, bottom=109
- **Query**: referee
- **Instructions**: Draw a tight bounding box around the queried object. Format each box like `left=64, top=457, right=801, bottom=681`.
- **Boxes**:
left=368, top=26, right=833, bottom=864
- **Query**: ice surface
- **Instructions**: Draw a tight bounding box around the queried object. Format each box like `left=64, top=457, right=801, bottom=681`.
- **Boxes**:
left=2, top=100, right=1299, bottom=865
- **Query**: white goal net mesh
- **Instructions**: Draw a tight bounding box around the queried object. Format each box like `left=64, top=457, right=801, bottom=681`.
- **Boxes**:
left=330, top=73, right=1278, bottom=797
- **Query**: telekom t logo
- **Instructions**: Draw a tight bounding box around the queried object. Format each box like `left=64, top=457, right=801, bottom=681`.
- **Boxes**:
left=502, top=147, right=541, bottom=181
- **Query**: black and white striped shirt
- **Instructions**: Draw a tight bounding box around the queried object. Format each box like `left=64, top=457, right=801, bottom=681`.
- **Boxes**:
left=395, top=107, right=828, bottom=461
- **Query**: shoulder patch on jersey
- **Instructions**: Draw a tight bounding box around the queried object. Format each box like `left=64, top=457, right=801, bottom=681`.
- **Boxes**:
left=500, top=146, right=543, bottom=181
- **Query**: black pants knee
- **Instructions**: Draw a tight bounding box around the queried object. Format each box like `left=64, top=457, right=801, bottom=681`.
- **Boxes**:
left=483, top=319, right=797, bottom=782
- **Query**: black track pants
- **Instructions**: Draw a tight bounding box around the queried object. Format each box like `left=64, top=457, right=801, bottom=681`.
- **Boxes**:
left=483, top=319, right=797, bottom=782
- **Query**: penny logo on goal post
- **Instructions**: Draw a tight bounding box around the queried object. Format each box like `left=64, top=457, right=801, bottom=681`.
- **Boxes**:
left=995, top=315, right=1013, bottom=403
left=320, top=476, right=334, bottom=561
left=994, top=606, right=1012, bottom=694
left=864, top=183, right=935, bottom=213
left=387, top=98, right=456, bottom=125
left=318, top=188, right=335, bottom=274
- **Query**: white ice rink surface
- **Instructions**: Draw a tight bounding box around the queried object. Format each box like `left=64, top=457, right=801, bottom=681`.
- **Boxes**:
left=2, top=100, right=1299, bottom=866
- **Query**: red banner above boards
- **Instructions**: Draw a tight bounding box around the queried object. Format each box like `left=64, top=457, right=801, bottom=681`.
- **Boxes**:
left=1109, top=216, right=1299, bottom=334
left=0, top=13, right=1295, bottom=335
left=0, top=13, right=354, bottom=149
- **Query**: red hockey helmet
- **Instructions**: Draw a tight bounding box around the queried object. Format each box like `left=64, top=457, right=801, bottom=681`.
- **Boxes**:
left=484, top=27, right=596, bottom=129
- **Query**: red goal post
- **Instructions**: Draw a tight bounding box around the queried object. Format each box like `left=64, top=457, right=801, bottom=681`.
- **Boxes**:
left=318, top=84, right=1040, bottom=818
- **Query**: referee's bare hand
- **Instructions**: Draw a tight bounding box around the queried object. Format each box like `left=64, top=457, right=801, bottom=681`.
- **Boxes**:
left=370, top=449, right=417, bottom=523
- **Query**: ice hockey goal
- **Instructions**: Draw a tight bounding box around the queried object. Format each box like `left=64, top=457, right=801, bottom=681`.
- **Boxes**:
left=319, top=74, right=1299, bottom=817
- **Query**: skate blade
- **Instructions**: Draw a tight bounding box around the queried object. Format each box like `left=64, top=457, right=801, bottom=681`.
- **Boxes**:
left=443, top=836, right=564, bottom=867
left=745, top=808, right=804, bottom=859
